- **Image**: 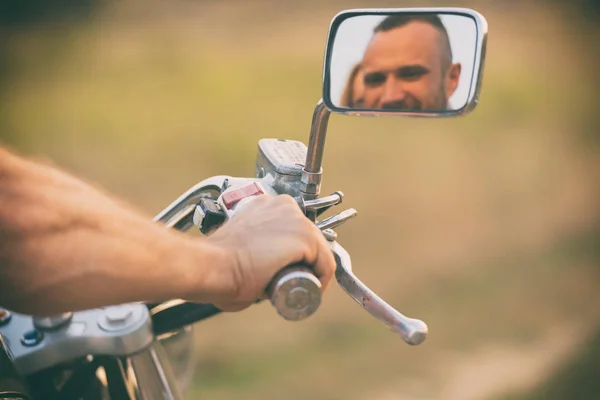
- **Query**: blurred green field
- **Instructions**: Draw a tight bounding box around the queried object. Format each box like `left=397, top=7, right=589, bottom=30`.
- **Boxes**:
left=1, top=1, right=599, bottom=399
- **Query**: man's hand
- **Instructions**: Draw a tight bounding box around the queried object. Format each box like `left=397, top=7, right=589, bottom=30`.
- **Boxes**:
left=0, top=146, right=336, bottom=315
left=197, top=195, right=337, bottom=312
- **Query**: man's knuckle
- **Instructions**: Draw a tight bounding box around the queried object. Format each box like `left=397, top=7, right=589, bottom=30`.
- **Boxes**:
left=252, top=194, right=269, bottom=204
left=277, top=194, right=298, bottom=207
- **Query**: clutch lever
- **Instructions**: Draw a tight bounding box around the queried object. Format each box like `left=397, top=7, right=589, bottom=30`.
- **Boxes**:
left=330, top=241, right=428, bottom=346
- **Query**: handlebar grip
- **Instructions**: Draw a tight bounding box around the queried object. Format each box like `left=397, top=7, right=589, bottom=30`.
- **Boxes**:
left=266, top=265, right=322, bottom=321
left=151, top=302, right=222, bottom=336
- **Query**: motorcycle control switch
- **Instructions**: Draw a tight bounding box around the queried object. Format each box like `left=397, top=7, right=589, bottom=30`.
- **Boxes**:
left=194, top=198, right=227, bottom=234
left=221, top=182, right=264, bottom=210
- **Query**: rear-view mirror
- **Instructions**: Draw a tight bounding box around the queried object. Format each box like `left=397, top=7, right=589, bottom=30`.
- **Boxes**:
left=322, top=8, right=488, bottom=117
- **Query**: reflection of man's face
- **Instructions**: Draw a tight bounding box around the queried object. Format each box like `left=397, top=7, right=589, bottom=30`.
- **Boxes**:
left=352, top=68, right=365, bottom=107
left=361, top=21, right=461, bottom=111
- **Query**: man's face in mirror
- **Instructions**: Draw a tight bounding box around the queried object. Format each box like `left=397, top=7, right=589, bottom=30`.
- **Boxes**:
left=351, top=68, right=365, bottom=107
left=360, top=16, right=461, bottom=111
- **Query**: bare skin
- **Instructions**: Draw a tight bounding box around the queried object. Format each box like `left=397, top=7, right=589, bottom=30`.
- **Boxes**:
left=361, top=21, right=461, bottom=110
left=0, top=146, right=336, bottom=316
left=351, top=67, right=366, bottom=107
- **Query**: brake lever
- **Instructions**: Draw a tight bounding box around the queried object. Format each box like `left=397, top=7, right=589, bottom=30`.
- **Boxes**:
left=329, top=241, right=428, bottom=346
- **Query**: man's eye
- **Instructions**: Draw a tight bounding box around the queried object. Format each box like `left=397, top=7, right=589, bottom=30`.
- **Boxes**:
left=396, top=67, right=428, bottom=81
left=364, top=73, right=386, bottom=87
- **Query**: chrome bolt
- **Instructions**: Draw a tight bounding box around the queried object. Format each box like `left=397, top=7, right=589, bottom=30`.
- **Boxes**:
left=33, top=312, right=73, bottom=331
left=98, top=305, right=141, bottom=332
left=323, top=228, right=337, bottom=242
left=21, top=329, right=43, bottom=347
left=105, top=306, right=133, bottom=324
left=0, top=309, right=12, bottom=326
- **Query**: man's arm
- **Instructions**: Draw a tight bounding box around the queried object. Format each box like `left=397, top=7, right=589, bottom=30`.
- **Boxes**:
left=0, top=147, right=335, bottom=316
left=0, top=147, right=228, bottom=315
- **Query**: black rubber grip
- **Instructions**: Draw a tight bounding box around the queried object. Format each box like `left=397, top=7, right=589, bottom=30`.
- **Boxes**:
left=151, top=302, right=222, bottom=336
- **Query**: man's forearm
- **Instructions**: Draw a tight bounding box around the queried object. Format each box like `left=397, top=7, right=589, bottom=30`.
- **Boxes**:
left=0, top=147, right=224, bottom=315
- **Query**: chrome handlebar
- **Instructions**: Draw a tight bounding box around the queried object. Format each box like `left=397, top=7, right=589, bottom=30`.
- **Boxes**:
left=152, top=176, right=428, bottom=345
left=266, top=265, right=323, bottom=321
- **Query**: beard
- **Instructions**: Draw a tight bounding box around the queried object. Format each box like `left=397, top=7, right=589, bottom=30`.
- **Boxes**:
left=379, top=83, right=448, bottom=111
left=381, top=95, right=423, bottom=110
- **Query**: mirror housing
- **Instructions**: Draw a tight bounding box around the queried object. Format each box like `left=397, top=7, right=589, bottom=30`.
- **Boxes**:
left=322, top=8, right=488, bottom=117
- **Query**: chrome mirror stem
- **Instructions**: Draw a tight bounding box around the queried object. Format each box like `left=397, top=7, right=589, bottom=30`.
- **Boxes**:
left=301, top=99, right=331, bottom=202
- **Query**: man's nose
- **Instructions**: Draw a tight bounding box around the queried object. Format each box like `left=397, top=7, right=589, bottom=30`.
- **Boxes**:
left=379, top=77, right=406, bottom=108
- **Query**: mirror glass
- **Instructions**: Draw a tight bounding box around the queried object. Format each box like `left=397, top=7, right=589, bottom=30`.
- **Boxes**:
left=324, top=11, right=485, bottom=115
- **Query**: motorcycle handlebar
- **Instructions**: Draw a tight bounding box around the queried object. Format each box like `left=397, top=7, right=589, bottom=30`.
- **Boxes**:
left=151, top=302, right=222, bottom=337
left=266, top=264, right=322, bottom=321
left=150, top=264, right=322, bottom=335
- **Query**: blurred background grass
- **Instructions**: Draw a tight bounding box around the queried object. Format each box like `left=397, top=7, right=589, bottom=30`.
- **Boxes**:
left=1, top=0, right=599, bottom=399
